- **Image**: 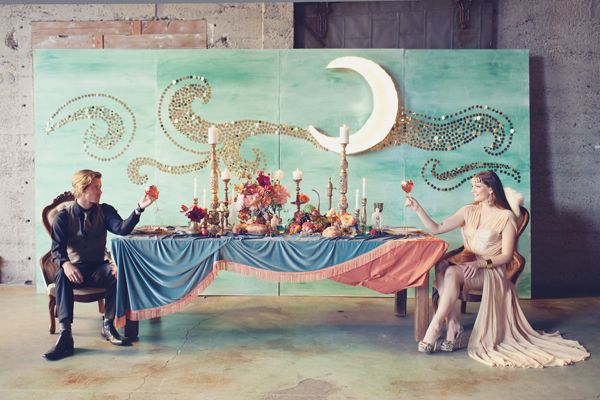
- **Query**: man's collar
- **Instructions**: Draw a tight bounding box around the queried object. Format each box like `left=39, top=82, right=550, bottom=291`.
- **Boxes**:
left=74, top=201, right=98, bottom=215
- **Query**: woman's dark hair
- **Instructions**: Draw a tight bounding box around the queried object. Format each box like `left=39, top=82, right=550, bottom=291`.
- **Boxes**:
left=473, top=170, right=511, bottom=211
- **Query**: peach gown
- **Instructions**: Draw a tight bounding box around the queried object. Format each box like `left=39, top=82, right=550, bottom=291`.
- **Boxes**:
left=458, top=204, right=589, bottom=368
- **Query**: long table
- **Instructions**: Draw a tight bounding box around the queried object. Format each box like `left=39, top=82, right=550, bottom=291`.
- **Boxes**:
left=111, top=232, right=447, bottom=341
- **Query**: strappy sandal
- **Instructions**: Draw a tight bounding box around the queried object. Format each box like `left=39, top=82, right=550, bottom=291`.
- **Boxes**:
left=440, top=326, right=465, bottom=352
left=418, top=336, right=443, bottom=353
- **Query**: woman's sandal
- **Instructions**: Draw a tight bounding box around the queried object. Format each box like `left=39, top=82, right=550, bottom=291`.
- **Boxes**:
left=440, top=326, right=465, bottom=352
left=418, top=336, right=443, bottom=353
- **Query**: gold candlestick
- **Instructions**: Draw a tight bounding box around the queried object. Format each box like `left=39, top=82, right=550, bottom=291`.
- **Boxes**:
left=361, top=197, right=367, bottom=225
left=221, top=178, right=231, bottom=230
left=327, top=177, right=333, bottom=211
left=338, top=143, right=348, bottom=214
left=208, top=143, right=220, bottom=228
left=293, top=178, right=302, bottom=214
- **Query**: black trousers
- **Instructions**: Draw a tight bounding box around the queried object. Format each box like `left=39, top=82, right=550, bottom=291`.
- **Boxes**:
left=55, top=261, right=116, bottom=324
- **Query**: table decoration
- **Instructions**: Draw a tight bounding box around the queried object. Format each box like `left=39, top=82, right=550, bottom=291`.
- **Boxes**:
left=291, top=168, right=303, bottom=214
left=207, top=127, right=220, bottom=231
left=220, top=168, right=231, bottom=231
left=322, top=225, right=342, bottom=237
left=372, top=202, right=384, bottom=233
left=180, top=199, right=207, bottom=234
left=361, top=177, right=367, bottom=227
left=233, top=171, right=290, bottom=234
left=354, top=188, right=361, bottom=225
left=133, top=225, right=172, bottom=235
left=338, top=126, right=349, bottom=214
left=327, top=177, right=333, bottom=211
left=286, top=204, right=329, bottom=235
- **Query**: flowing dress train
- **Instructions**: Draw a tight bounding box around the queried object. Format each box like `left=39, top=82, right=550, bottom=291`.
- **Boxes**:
left=459, top=204, right=589, bottom=368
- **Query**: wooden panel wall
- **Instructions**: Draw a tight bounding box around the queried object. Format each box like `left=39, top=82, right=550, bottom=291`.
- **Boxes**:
left=32, top=20, right=207, bottom=49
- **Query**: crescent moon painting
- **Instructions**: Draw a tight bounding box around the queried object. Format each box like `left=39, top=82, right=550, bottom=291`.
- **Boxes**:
left=35, top=49, right=530, bottom=296
left=308, top=56, right=399, bottom=154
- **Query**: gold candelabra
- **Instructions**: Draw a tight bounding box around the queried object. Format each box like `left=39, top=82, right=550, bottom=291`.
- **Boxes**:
left=293, top=178, right=302, bottom=214
left=327, top=177, right=333, bottom=211
left=338, top=143, right=349, bottom=214
left=361, top=197, right=367, bottom=226
left=220, top=177, right=231, bottom=231
left=207, top=143, right=220, bottom=229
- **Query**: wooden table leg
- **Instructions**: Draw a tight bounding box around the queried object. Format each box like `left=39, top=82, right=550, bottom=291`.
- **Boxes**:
left=414, top=274, right=430, bottom=342
left=394, top=290, right=407, bottom=317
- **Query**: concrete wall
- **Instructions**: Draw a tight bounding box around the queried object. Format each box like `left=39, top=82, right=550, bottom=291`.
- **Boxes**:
left=0, top=3, right=293, bottom=284
left=1, top=0, right=599, bottom=298
left=497, top=0, right=600, bottom=297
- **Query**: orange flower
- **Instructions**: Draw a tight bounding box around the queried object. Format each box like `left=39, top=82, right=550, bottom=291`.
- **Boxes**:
left=340, top=213, right=356, bottom=227
left=298, top=193, right=310, bottom=204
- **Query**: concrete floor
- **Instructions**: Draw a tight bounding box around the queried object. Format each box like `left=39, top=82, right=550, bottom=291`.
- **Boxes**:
left=0, top=286, right=598, bottom=400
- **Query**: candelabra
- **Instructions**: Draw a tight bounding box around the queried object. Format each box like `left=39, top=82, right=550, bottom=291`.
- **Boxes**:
left=220, top=177, right=231, bottom=231
left=338, top=143, right=349, bottom=214
left=292, top=177, right=302, bottom=214
left=207, top=142, right=220, bottom=229
left=327, top=177, right=333, bottom=211
left=361, top=197, right=367, bottom=226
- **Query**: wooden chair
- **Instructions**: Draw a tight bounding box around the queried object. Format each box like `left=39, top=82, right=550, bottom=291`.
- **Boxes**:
left=432, top=206, right=530, bottom=313
left=40, top=191, right=106, bottom=334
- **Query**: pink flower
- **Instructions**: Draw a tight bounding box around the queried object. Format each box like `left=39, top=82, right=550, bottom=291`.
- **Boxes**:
left=271, top=185, right=290, bottom=205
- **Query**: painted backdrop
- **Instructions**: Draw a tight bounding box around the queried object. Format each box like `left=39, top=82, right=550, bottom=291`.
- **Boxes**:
left=35, top=49, right=530, bottom=297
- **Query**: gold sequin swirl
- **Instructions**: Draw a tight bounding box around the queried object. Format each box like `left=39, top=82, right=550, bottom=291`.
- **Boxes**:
left=421, top=158, right=522, bottom=192
left=128, top=75, right=320, bottom=184
left=371, top=105, right=515, bottom=156
left=45, top=93, right=136, bottom=162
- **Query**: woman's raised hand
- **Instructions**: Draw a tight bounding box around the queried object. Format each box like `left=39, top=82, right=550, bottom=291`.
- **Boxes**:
left=405, top=196, right=423, bottom=212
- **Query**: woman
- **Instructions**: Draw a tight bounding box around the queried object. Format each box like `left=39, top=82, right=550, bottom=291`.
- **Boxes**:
left=406, top=170, right=589, bottom=367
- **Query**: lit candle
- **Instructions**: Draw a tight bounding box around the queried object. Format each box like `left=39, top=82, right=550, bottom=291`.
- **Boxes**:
left=221, top=168, right=231, bottom=181
left=274, top=169, right=284, bottom=180
left=202, top=188, right=207, bottom=208
left=362, top=177, right=366, bottom=199
left=292, top=168, right=303, bottom=180
left=355, top=189, right=359, bottom=210
left=339, top=124, right=350, bottom=144
left=208, top=126, right=218, bottom=145
left=193, top=177, right=198, bottom=199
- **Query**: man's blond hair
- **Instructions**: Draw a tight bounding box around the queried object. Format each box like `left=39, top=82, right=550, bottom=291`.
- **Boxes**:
left=72, top=169, right=102, bottom=198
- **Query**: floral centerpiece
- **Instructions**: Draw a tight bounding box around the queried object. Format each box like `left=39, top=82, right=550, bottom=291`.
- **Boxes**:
left=180, top=203, right=208, bottom=234
left=181, top=204, right=207, bottom=222
left=233, top=171, right=290, bottom=229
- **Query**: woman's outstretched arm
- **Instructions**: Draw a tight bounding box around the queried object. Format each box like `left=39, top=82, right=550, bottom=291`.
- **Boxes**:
left=406, top=197, right=465, bottom=235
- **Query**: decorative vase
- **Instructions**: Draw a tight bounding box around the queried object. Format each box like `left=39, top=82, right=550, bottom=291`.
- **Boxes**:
left=187, top=220, right=201, bottom=234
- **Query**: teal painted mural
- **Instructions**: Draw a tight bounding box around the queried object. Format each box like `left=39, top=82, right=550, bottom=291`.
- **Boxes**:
left=34, top=49, right=530, bottom=297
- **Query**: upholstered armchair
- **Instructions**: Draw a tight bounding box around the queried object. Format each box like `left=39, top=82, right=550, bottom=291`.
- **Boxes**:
left=39, top=191, right=106, bottom=334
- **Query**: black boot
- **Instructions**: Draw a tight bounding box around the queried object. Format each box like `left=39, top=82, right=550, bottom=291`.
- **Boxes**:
left=44, top=330, right=74, bottom=361
left=101, top=319, right=127, bottom=345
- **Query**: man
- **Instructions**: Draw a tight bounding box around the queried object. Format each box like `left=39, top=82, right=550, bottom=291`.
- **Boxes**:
left=44, top=169, right=155, bottom=361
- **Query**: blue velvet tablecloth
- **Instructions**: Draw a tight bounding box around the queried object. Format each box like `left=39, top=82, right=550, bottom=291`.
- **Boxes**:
left=111, top=232, right=445, bottom=328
